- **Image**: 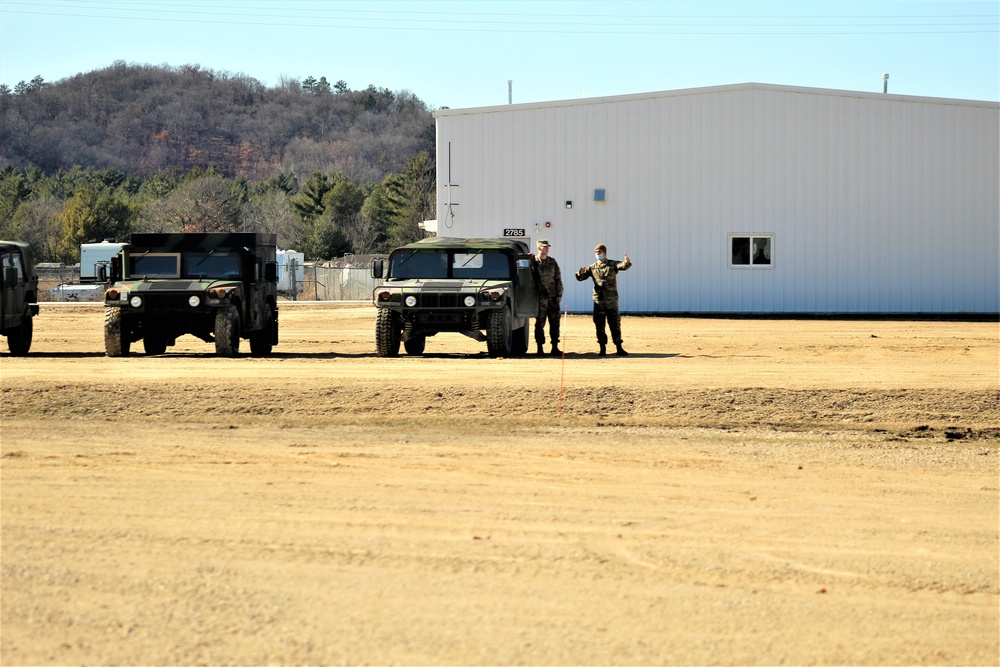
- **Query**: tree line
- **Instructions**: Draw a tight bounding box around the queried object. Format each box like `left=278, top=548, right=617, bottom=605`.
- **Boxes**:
left=0, top=62, right=438, bottom=262
left=0, top=154, right=434, bottom=263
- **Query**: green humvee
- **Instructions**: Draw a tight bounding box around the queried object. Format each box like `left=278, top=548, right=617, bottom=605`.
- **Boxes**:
left=371, top=237, right=538, bottom=358
left=0, top=241, right=40, bottom=355
left=103, top=233, right=279, bottom=357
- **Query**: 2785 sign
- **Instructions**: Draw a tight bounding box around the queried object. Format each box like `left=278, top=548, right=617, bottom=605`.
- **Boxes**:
left=503, top=229, right=525, bottom=237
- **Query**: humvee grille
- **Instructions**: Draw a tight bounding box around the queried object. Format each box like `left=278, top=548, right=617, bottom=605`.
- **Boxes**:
left=416, top=312, right=471, bottom=326
left=413, top=293, right=463, bottom=308
left=141, top=293, right=199, bottom=309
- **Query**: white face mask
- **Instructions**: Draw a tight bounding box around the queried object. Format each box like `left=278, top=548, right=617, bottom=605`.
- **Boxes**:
left=595, top=253, right=605, bottom=261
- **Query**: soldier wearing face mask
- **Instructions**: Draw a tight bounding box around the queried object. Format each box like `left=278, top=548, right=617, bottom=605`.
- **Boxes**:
left=575, top=244, right=632, bottom=356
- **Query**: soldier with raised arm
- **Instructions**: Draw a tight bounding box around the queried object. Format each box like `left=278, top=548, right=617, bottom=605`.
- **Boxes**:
left=575, top=243, right=631, bottom=356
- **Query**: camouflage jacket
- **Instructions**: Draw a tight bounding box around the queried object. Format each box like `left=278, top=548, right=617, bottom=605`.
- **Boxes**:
left=534, top=256, right=563, bottom=300
left=575, top=257, right=632, bottom=305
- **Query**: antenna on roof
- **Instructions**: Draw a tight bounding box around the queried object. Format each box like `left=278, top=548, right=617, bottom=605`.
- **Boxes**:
left=508, top=80, right=512, bottom=104
left=882, top=73, right=889, bottom=94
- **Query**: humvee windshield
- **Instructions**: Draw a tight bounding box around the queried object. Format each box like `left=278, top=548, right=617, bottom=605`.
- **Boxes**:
left=390, top=250, right=511, bottom=280
left=183, top=252, right=241, bottom=279
left=131, top=253, right=180, bottom=278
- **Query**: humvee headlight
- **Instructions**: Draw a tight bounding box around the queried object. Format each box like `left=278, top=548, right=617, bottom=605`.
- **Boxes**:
left=463, top=295, right=476, bottom=307
left=129, top=295, right=143, bottom=308
left=188, top=295, right=201, bottom=307
left=405, top=295, right=417, bottom=307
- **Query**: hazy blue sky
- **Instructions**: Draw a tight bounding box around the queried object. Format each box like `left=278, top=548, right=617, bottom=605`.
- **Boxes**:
left=1, top=0, right=997, bottom=109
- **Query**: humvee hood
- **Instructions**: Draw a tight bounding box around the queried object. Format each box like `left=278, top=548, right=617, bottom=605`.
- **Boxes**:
left=120, top=279, right=240, bottom=292
left=391, top=278, right=508, bottom=291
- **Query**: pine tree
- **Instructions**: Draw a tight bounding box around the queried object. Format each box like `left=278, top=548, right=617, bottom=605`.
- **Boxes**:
left=385, top=152, right=435, bottom=247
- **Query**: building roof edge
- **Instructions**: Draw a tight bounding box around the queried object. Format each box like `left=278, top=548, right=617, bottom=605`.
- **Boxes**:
left=432, top=82, right=999, bottom=118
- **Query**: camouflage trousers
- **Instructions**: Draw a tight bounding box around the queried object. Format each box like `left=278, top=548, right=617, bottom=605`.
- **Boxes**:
left=592, top=301, right=623, bottom=346
left=534, top=297, right=561, bottom=346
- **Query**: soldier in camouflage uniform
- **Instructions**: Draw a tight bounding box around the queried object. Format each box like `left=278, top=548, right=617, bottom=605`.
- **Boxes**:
left=575, top=243, right=632, bottom=356
left=532, top=239, right=563, bottom=356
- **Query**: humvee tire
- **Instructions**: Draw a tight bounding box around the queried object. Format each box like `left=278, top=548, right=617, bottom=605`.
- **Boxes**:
left=143, top=333, right=167, bottom=355
left=215, top=306, right=240, bottom=357
left=376, top=307, right=401, bottom=357
left=486, top=307, right=512, bottom=358
left=403, top=336, right=426, bottom=356
left=249, top=306, right=275, bottom=357
left=511, top=324, right=529, bottom=357
left=104, top=307, right=130, bottom=357
left=7, top=308, right=32, bottom=356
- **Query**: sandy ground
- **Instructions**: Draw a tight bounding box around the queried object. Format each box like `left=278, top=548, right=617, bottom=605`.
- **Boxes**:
left=1, top=302, right=998, bottom=666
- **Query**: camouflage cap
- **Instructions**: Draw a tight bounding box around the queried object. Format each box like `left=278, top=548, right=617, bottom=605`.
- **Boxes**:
left=536, top=239, right=550, bottom=247
left=595, top=244, right=607, bottom=252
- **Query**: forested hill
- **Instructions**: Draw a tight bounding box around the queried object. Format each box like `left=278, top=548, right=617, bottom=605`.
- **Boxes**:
left=0, top=61, right=435, bottom=184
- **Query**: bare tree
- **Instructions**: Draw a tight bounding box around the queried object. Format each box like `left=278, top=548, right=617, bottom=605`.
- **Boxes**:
left=345, top=212, right=380, bottom=255
left=138, top=175, right=241, bottom=233
left=241, top=188, right=300, bottom=249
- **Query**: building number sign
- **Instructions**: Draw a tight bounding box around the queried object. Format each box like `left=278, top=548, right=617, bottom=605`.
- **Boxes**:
left=503, top=229, right=525, bottom=237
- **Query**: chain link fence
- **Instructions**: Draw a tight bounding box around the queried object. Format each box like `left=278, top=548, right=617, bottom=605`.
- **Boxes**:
left=295, top=259, right=379, bottom=301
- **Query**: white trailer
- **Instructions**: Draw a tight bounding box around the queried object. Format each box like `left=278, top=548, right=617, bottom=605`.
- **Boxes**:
left=50, top=242, right=126, bottom=302
left=277, top=249, right=306, bottom=296
left=80, top=242, right=125, bottom=283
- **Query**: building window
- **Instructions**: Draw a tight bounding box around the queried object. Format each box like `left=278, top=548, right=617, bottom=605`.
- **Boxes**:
left=730, top=235, right=773, bottom=267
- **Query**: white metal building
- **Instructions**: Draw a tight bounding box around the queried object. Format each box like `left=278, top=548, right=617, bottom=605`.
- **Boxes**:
left=433, top=83, right=999, bottom=314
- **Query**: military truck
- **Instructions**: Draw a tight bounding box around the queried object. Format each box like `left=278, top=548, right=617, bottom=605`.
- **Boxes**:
left=0, top=241, right=40, bottom=355
left=371, top=237, right=538, bottom=358
left=103, top=233, right=279, bottom=357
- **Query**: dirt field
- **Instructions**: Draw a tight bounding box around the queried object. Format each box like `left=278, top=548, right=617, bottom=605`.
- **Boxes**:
left=1, top=302, right=998, bottom=666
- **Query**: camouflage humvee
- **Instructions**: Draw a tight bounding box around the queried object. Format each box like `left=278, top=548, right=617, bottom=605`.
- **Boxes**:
left=0, top=240, right=39, bottom=355
left=371, top=237, right=538, bottom=358
left=103, top=233, right=279, bottom=357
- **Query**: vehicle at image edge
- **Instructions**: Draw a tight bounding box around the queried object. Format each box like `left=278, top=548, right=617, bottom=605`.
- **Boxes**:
left=371, top=237, right=538, bottom=358
left=103, top=233, right=279, bottom=357
left=0, top=240, right=40, bottom=355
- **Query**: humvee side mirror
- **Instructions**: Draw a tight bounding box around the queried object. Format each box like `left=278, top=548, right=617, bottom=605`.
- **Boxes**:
left=264, top=261, right=278, bottom=282
left=371, top=259, right=384, bottom=279
left=3, top=267, right=17, bottom=287
left=110, top=255, right=122, bottom=282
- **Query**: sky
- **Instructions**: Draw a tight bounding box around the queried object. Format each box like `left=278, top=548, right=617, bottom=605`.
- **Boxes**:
left=0, top=0, right=997, bottom=110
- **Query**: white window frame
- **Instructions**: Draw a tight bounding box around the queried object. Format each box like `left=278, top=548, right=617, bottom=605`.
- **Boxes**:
left=729, top=234, right=774, bottom=269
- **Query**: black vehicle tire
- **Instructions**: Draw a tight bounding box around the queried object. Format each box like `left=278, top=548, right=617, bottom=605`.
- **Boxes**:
left=7, top=308, right=32, bottom=356
left=214, top=306, right=240, bottom=357
left=375, top=308, right=401, bottom=357
left=403, top=336, right=426, bottom=356
left=104, top=307, right=130, bottom=357
left=249, top=307, right=275, bottom=357
left=143, top=333, right=167, bottom=356
left=510, top=323, right=529, bottom=357
left=486, top=307, right=512, bottom=358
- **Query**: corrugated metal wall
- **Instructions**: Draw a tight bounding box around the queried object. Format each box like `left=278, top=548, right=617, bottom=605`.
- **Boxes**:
left=435, top=84, right=999, bottom=314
